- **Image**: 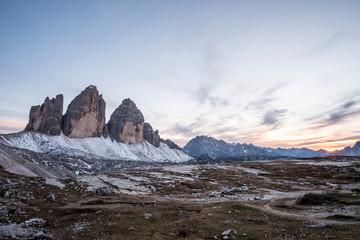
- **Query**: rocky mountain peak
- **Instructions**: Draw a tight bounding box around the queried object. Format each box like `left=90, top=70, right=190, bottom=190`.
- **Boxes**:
left=62, top=85, right=106, bottom=138
left=23, top=86, right=182, bottom=149
left=107, top=98, right=145, bottom=143
left=353, top=141, right=360, bottom=149
left=25, top=94, right=63, bottom=136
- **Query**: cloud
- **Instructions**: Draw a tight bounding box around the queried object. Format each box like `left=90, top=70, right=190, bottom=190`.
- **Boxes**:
left=203, top=44, right=222, bottom=82
left=193, top=83, right=229, bottom=107
left=342, top=100, right=356, bottom=109
left=310, top=31, right=358, bottom=53
left=262, top=109, right=287, bottom=127
left=306, top=98, right=360, bottom=129
left=245, top=83, right=286, bottom=111
left=169, top=116, right=205, bottom=137
left=326, top=100, right=359, bottom=125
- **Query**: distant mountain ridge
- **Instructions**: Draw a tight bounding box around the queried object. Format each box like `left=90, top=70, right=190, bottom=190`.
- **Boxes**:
left=332, top=141, right=360, bottom=156
left=183, top=135, right=330, bottom=159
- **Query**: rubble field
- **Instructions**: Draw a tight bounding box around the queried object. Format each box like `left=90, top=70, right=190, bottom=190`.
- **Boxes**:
left=0, top=156, right=359, bottom=239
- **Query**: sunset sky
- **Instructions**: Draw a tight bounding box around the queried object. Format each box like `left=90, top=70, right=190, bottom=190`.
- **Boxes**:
left=1, top=1, right=360, bottom=151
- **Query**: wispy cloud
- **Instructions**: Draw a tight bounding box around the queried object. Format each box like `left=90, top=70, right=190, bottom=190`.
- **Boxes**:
left=262, top=109, right=287, bottom=127
left=169, top=115, right=205, bottom=137
left=245, top=83, right=286, bottom=110
left=320, top=100, right=360, bottom=127
left=193, top=83, right=228, bottom=107
left=191, top=44, right=229, bottom=107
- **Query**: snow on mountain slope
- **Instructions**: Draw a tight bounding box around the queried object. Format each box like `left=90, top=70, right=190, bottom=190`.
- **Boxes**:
left=0, top=132, right=192, bottom=163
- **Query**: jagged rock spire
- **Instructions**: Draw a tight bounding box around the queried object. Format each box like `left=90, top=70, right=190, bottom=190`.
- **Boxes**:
left=107, top=98, right=145, bottom=143
left=25, top=94, right=63, bottom=135
left=24, top=86, right=181, bottom=149
left=62, top=85, right=106, bottom=138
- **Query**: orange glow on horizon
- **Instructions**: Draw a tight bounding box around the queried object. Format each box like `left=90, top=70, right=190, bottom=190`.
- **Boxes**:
left=323, top=147, right=345, bottom=152
left=259, top=139, right=357, bottom=152
left=296, top=139, right=355, bottom=152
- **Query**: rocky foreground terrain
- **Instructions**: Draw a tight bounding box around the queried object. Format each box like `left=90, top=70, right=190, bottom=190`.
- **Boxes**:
left=0, top=156, right=359, bottom=239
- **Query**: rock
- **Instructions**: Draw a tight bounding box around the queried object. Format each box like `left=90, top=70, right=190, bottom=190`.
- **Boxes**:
left=143, top=122, right=160, bottom=147
left=107, top=98, right=145, bottom=143
left=102, top=124, right=109, bottom=139
left=143, top=213, right=152, bottom=220
left=62, top=85, right=106, bottom=138
left=25, top=218, right=46, bottom=227
left=25, top=94, right=63, bottom=135
left=93, top=187, right=114, bottom=196
left=222, top=230, right=231, bottom=236
left=15, top=178, right=24, bottom=185
left=161, top=138, right=181, bottom=150
left=295, top=193, right=337, bottom=205
left=8, top=207, right=25, bottom=216
left=0, top=206, right=8, bottom=219
left=0, top=177, right=10, bottom=185
left=46, top=192, right=55, bottom=203
left=32, top=231, right=53, bottom=240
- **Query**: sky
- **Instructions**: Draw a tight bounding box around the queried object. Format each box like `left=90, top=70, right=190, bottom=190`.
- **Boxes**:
left=1, top=0, right=360, bottom=151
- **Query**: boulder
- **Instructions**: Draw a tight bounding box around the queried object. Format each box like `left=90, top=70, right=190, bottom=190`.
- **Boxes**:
left=62, top=85, right=106, bottom=138
left=93, top=187, right=114, bottom=196
left=143, top=122, right=160, bottom=147
left=46, top=192, right=55, bottom=202
left=25, top=94, right=63, bottom=135
left=107, top=98, right=144, bottom=143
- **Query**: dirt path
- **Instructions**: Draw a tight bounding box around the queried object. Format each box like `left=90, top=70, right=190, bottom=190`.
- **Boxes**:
left=243, top=190, right=360, bottom=226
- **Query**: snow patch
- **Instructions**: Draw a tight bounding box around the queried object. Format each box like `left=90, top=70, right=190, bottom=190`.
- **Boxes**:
left=2, top=132, right=193, bottom=162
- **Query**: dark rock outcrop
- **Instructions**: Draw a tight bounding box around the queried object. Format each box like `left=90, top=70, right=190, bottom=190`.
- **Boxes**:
left=107, top=98, right=145, bottom=143
left=62, top=86, right=106, bottom=138
left=143, top=122, right=160, bottom=147
left=25, top=95, right=63, bottom=135
left=161, top=138, right=181, bottom=150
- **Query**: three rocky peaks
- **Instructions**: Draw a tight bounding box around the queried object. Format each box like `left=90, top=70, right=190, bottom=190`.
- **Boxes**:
left=25, top=85, right=178, bottom=149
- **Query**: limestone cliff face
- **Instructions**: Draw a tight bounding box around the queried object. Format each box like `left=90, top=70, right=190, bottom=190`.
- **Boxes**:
left=62, top=86, right=106, bottom=138
left=107, top=98, right=145, bottom=144
left=24, top=86, right=182, bottom=149
left=25, top=95, right=63, bottom=135
left=143, top=122, right=160, bottom=147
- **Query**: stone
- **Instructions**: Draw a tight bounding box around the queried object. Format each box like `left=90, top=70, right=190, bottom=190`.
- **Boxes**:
left=25, top=95, right=63, bottom=135
left=0, top=177, right=10, bottom=185
left=25, top=218, right=46, bottom=227
left=143, top=122, right=160, bottom=147
left=143, top=213, right=152, bottom=220
left=107, top=98, right=145, bottom=143
left=32, top=231, right=53, bottom=240
left=62, top=85, right=106, bottom=138
left=93, top=187, right=114, bottom=196
left=161, top=138, right=181, bottom=150
left=46, top=192, right=55, bottom=202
